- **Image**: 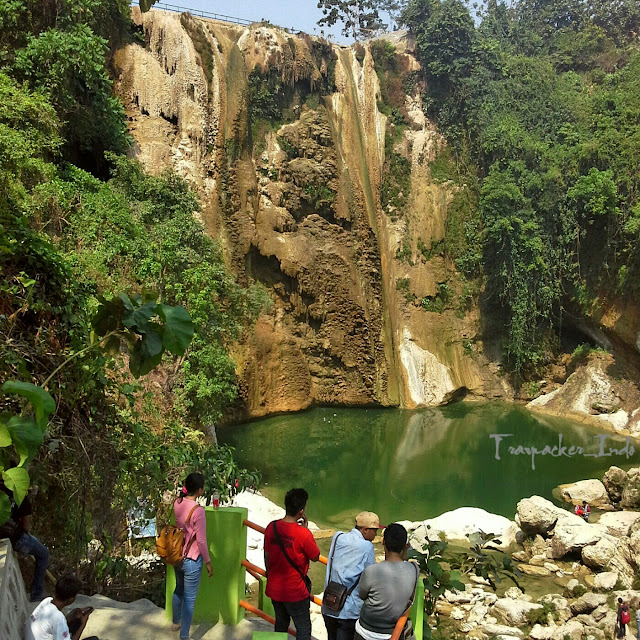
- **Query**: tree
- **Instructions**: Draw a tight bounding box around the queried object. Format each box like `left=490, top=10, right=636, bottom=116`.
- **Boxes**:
left=317, top=0, right=387, bottom=41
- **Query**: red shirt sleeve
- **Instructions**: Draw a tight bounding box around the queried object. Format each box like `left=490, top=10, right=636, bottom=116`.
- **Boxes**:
left=303, top=528, right=320, bottom=560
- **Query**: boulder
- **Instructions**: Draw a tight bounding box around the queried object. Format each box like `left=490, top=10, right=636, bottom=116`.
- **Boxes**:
left=551, top=523, right=609, bottom=559
left=551, top=620, right=585, bottom=640
left=480, top=623, right=524, bottom=638
left=467, top=603, right=489, bottom=624
left=517, top=564, right=552, bottom=577
left=512, top=551, right=528, bottom=562
left=608, top=538, right=637, bottom=588
left=530, top=625, right=555, bottom=640
left=599, top=511, right=640, bottom=537
left=566, top=579, right=582, bottom=595
left=516, top=496, right=586, bottom=536
left=409, top=508, right=519, bottom=550
left=591, top=604, right=609, bottom=622
left=621, top=468, right=640, bottom=509
left=493, top=598, right=543, bottom=625
left=583, top=628, right=606, bottom=640
left=582, top=538, right=616, bottom=570
left=570, top=592, right=608, bottom=615
left=451, top=607, right=466, bottom=620
left=538, top=594, right=569, bottom=610
left=516, top=496, right=562, bottom=535
left=436, top=601, right=454, bottom=616
left=530, top=554, right=548, bottom=566
left=558, top=480, right=611, bottom=508
left=504, top=587, right=524, bottom=599
left=602, top=466, right=628, bottom=503
left=593, top=572, right=618, bottom=592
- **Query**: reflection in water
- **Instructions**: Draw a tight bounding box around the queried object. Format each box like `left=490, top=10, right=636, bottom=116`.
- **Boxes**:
left=219, top=402, right=638, bottom=531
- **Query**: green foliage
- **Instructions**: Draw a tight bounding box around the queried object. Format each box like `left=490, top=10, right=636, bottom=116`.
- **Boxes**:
left=450, top=531, right=522, bottom=590
left=0, top=0, right=264, bottom=595
left=317, top=0, right=387, bottom=41
left=381, top=143, right=411, bottom=218
left=402, top=0, right=640, bottom=380
left=421, top=282, right=451, bottom=313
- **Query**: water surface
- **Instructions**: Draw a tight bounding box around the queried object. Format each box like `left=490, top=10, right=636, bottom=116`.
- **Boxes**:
left=219, top=402, right=637, bottom=530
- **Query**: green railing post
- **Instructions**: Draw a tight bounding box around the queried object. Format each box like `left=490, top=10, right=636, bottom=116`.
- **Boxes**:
left=409, top=578, right=425, bottom=640
left=166, top=506, right=248, bottom=624
left=258, top=574, right=275, bottom=617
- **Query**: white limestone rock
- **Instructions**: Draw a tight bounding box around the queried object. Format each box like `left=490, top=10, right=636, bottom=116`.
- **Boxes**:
left=516, top=496, right=585, bottom=536
left=598, top=511, right=640, bottom=537
left=551, top=523, right=610, bottom=559
left=570, top=592, right=608, bottom=615
left=558, top=479, right=611, bottom=508
left=581, top=538, right=616, bottom=570
left=481, top=623, right=524, bottom=638
left=593, top=572, right=618, bottom=592
left=409, top=507, right=518, bottom=551
left=493, top=598, right=543, bottom=625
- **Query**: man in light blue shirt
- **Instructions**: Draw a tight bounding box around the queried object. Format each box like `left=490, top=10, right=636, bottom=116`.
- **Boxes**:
left=322, top=512, right=379, bottom=640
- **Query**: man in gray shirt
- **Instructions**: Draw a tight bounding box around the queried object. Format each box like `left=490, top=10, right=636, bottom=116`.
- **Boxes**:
left=355, top=523, right=419, bottom=640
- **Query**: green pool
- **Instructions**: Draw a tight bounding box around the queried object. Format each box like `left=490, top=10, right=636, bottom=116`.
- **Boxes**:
left=218, top=402, right=637, bottom=530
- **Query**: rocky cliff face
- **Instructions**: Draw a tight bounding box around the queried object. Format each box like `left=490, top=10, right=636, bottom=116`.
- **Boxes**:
left=114, top=8, right=511, bottom=419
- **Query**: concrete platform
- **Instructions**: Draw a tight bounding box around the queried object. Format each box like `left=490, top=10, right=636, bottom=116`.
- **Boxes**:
left=54, top=594, right=274, bottom=640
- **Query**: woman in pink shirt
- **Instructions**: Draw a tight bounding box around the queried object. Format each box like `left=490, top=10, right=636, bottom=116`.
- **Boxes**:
left=171, top=473, right=213, bottom=640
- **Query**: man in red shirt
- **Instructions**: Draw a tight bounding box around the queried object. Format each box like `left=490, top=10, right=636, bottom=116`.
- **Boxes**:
left=265, top=488, right=320, bottom=640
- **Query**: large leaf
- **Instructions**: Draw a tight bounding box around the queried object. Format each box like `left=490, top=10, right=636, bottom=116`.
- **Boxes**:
left=1, top=381, right=55, bottom=429
left=129, top=327, right=164, bottom=378
left=7, top=416, right=45, bottom=455
left=0, top=493, right=10, bottom=528
left=92, top=296, right=124, bottom=335
left=122, top=300, right=157, bottom=333
left=0, top=423, right=11, bottom=447
left=158, top=304, right=194, bottom=355
left=2, top=467, right=30, bottom=506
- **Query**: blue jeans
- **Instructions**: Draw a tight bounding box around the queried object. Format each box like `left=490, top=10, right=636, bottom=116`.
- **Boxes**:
left=14, top=533, right=50, bottom=601
left=172, top=557, right=203, bottom=639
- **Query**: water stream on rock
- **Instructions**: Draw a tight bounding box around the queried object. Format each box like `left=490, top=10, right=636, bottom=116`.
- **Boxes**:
left=219, top=402, right=639, bottom=530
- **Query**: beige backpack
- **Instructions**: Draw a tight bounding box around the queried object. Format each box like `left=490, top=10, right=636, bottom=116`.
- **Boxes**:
left=156, top=503, right=199, bottom=565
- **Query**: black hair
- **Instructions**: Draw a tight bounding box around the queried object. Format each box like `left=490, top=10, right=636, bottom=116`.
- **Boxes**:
left=184, top=472, right=205, bottom=495
left=383, top=523, right=408, bottom=553
left=55, top=574, right=83, bottom=601
left=284, top=488, right=308, bottom=516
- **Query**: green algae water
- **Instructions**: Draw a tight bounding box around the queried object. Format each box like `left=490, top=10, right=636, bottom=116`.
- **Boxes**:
left=218, top=402, right=638, bottom=530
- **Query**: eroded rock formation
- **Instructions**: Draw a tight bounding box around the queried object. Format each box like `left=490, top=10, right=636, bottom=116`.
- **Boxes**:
left=115, top=8, right=510, bottom=419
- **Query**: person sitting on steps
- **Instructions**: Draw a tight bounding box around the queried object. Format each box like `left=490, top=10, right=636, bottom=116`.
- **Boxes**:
left=25, top=574, right=99, bottom=640
left=0, top=481, right=50, bottom=602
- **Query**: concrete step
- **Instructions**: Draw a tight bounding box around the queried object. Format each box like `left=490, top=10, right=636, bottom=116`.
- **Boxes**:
left=62, top=595, right=274, bottom=640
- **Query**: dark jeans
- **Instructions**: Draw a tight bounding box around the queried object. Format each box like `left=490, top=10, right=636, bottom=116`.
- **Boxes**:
left=14, top=533, right=50, bottom=601
left=324, top=615, right=357, bottom=640
left=273, top=599, right=312, bottom=640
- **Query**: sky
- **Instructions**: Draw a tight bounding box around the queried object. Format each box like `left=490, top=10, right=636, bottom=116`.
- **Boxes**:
left=152, top=0, right=360, bottom=43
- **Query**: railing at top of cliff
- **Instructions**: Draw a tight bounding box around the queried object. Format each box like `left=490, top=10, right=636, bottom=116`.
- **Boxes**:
left=131, top=1, right=299, bottom=33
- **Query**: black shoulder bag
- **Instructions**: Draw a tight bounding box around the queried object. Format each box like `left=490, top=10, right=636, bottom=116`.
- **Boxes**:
left=272, top=520, right=312, bottom=596
left=322, top=533, right=361, bottom=612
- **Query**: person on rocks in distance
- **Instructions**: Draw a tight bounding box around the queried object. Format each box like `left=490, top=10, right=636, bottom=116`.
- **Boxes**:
left=264, top=488, right=320, bottom=640
left=581, top=501, right=591, bottom=522
left=618, top=598, right=630, bottom=638
left=0, top=481, right=49, bottom=602
left=322, top=511, right=379, bottom=640
left=25, top=573, right=99, bottom=640
left=355, top=523, right=419, bottom=640
left=171, top=473, right=214, bottom=640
